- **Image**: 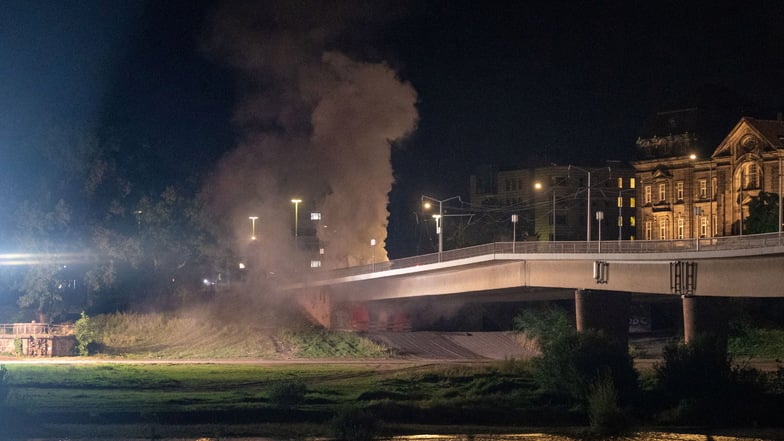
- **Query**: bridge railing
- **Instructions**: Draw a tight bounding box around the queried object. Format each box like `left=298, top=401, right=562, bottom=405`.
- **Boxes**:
left=314, top=232, right=784, bottom=280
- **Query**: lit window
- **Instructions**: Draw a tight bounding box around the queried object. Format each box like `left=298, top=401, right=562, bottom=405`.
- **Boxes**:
left=310, top=260, right=322, bottom=268
left=617, top=215, right=623, bottom=227
left=644, top=186, right=652, bottom=204
left=617, top=177, right=623, bottom=188
left=700, top=217, right=708, bottom=237
left=630, top=178, right=636, bottom=189
left=658, top=183, right=666, bottom=201
left=311, top=212, right=322, bottom=220
left=699, top=180, right=707, bottom=198
left=630, top=216, right=636, bottom=227
left=645, top=221, right=653, bottom=240
left=677, top=217, right=684, bottom=239
left=676, top=182, right=684, bottom=201
left=617, top=196, right=623, bottom=207
left=659, top=218, right=668, bottom=240
left=630, top=197, right=636, bottom=208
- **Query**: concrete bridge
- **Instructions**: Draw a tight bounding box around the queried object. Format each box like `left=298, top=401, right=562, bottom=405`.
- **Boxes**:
left=287, top=232, right=784, bottom=344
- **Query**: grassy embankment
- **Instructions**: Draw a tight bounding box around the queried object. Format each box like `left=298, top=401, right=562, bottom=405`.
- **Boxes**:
left=0, top=360, right=565, bottom=439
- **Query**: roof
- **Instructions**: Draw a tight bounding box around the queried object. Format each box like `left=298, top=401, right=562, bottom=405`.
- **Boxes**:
left=743, top=117, right=784, bottom=149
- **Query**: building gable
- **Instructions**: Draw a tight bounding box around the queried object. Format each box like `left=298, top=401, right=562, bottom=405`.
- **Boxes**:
left=712, top=117, right=784, bottom=160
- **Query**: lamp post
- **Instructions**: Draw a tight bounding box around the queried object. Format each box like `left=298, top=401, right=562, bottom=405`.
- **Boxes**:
left=370, top=238, right=376, bottom=272
left=422, top=194, right=462, bottom=262
left=291, top=198, right=302, bottom=239
left=511, top=214, right=518, bottom=252
left=690, top=153, right=714, bottom=239
left=568, top=165, right=596, bottom=242
left=534, top=182, right=556, bottom=241
left=248, top=216, right=258, bottom=241
left=596, top=210, right=604, bottom=252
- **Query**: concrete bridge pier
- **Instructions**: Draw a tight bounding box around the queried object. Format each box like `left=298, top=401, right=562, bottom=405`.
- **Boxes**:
left=681, top=295, right=729, bottom=347
left=575, top=289, right=631, bottom=347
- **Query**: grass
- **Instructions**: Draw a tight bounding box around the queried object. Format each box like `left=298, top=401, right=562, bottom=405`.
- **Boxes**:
left=0, top=361, right=559, bottom=439
left=729, top=327, right=784, bottom=360
left=88, top=311, right=388, bottom=359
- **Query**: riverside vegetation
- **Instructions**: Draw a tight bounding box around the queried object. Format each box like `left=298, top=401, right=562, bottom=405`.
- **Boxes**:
left=1, top=307, right=784, bottom=439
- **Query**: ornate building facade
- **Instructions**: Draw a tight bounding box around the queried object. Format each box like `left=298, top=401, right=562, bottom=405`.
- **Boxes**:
left=634, top=117, right=784, bottom=240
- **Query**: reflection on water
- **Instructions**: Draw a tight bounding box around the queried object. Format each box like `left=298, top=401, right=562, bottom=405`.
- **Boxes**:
left=386, top=434, right=780, bottom=441
left=151, top=432, right=783, bottom=441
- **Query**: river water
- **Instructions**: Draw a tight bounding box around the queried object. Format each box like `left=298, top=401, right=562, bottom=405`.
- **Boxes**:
left=100, top=432, right=783, bottom=441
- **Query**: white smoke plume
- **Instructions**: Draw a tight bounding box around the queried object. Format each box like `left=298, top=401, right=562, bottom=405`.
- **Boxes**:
left=203, top=1, right=418, bottom=275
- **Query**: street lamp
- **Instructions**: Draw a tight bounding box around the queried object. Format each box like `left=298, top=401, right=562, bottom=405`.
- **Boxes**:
left=511, top=214, right=518, bottom=252
left=534, top=181, right=556, bottom=241
left=248, top=216, right=258, bottom=241
left=568, top=165, right=597, bottom=242
left=291, top=198, right=302, bottom=239
left=422, top=194, right=462, bottom=262
left=370, top=238, right=376, bottom=271
left=596, top=210, right=604, bottom=252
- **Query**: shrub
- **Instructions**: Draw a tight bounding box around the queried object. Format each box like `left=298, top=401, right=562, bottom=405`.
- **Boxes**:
left=513, top=304, right=573, bottom=349
left=73, top=311, right=98, bottom=356
left=587, top=371, right=629, bottom=436
left=268, top=379, right=307, bottom=406
left=533, top=329, right=638, bottom=405
left=331, top=406, right=379, bottom=441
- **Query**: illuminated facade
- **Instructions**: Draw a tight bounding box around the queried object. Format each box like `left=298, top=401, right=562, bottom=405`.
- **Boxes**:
left=633, top=117, right=784, bottom=239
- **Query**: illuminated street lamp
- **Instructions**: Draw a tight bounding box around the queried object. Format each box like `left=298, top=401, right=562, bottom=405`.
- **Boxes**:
left=370, top=238, right=377, bottom=272
left=291, top=198, right=302, bottom=239
left=596, top=210, right=604, bottom=252
left=422, top=194, right=461, bottom=262
left=248, top=216, right=258, bottom=241
left=511, top=214, right=518, bottom=252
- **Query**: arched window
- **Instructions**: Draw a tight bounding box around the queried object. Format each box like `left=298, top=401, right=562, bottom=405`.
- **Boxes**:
left=738, top=162, right=761, bottom=190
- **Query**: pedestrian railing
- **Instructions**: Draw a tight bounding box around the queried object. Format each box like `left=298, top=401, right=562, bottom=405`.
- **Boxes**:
left=310, top=232, right=784, bottom=281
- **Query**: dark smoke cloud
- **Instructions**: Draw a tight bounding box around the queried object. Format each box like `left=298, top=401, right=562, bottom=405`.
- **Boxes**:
left=204, top=1, right=418, bottom=274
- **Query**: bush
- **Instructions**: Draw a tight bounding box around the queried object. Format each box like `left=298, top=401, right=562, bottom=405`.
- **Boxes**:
left=331, top=406, right=379, bottom=441
left=587, top=371, right=629, bottom=436
left=533, top=330, right=638, bottom=405
left=268, top=379, right=307, bottom=406
left=73, top=311, right=98, bottom=356
left=513, top=304, right=573, bottom=349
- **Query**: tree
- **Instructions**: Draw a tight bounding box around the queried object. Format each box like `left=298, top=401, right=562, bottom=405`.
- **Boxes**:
left=745, top=191, right=780, bottom=234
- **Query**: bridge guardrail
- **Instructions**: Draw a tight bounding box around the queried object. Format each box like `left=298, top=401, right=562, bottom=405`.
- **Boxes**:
left=311, top=232, right=784, bottom=281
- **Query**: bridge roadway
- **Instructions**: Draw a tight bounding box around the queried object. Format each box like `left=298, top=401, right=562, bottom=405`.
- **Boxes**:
left=288, top=232, right=784, bottom=337
left=293, top=232, right=784, bottom=299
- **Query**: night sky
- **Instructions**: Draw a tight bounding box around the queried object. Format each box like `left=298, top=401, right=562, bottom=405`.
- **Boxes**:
left=2, top=1, right=784, bottom=258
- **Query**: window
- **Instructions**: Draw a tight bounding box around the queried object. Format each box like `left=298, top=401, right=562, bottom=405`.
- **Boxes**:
left=617, top=177, right=623, bottom=188
left=617, top=215, right=623, bottom=227
left=630, top=178, right=636, bottom=189
left=676, top=182, right=684, bottom=201
left=645, top=221, right=652, bottom=240
left=711, top=177, right=717, bottom=199
left=644, top=185, right=652, bottom=204
left=630, top=197, right=636, bottom=208
left=742, top=163, right=760, bottom=189
left=700, top=217, right=708, bottom=238
left=712, top=214, right=717, bottom=236
left=677, top=217, right=684, bottom=239
left=698, top=179, right=707, bottom=198
left=630, top=216, right=636, bottom=227
left=659, top=218, right=668, bottom=240
left=310, top=260, right=322, bottom=268
left=617, top=196, right=623, bottom=207
left=658, top=183, right=666, bottom=201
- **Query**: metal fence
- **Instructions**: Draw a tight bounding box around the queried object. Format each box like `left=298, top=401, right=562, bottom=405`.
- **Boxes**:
left=314, top=232, right=784, bottom=280
left=0, top=323, right=73, bottom=336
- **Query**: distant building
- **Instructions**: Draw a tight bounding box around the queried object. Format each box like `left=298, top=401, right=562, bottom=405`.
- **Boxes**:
left=633, top=116, right=784, bottom=239
left=469, top=163, right=637, bottom=241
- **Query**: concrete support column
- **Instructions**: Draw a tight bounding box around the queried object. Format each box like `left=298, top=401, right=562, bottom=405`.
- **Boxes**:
left=681, top=295, right=729, bottom=347
left=575, top=289, right=631, bottom=347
